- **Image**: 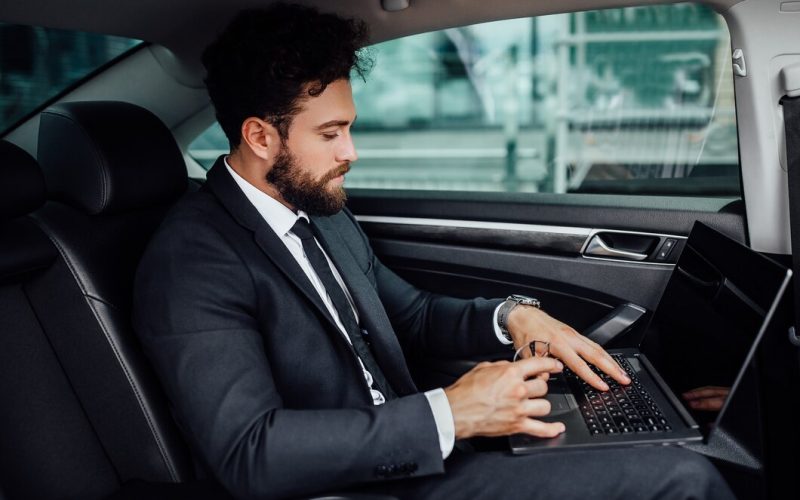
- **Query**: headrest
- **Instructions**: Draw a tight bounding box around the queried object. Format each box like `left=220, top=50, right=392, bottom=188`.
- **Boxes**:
left=0, top=140, right=46, bottom=221
left=37, top=101, right=188, bottom=215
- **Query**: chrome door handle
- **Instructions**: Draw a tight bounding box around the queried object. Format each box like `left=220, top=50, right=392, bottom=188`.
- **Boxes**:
left=584, top=235, right=648, bottom=261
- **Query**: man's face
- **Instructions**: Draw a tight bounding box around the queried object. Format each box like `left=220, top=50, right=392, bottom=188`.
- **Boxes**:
left=266, top=79, right=358, bottom=216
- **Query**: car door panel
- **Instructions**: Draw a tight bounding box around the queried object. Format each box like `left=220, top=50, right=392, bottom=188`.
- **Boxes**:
left=349, top=190, right=745, bottom=310
left=348, top=190, right=746, bottom=385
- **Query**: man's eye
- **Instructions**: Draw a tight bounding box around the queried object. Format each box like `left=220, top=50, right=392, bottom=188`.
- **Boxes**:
left=322, top=132, right=338, bottom=140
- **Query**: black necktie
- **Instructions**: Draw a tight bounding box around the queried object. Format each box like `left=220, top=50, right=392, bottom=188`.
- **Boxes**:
left=291, top=218, right=397, bottom=400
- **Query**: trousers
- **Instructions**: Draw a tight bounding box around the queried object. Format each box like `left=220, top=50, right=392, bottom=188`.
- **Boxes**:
left=364, top=446, right=734, bottom=500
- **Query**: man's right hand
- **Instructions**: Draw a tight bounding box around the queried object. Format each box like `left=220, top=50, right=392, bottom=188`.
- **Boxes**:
left=444, top=357, right=566, bottom=440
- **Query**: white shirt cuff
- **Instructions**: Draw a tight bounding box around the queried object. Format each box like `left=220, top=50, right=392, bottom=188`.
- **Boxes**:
left=424, top=388, right=455, bottom=459
left=493, top=301, right=513, bottom=345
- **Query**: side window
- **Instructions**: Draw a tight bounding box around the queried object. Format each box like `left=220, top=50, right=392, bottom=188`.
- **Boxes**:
left=189, top=3, right=738, bottom=198
left=0, top=24, right=140, bottom=132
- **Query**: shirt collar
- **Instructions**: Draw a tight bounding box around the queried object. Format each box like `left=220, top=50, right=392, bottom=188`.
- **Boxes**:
left=223, top=156, right=309, bottom=237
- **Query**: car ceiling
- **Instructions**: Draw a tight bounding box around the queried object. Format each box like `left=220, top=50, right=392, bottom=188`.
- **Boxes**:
left=1, top=0, right=742, bottom=62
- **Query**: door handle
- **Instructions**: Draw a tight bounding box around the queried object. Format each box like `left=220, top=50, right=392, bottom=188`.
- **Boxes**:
left=584, top=234, right=648, bottom=261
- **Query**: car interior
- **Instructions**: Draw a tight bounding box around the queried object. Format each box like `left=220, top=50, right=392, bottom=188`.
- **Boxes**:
left=0, top=0, right=799, bottom=499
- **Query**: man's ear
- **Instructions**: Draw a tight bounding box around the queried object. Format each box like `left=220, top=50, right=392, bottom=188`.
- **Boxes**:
left=240, top=117, right=280, bottom=162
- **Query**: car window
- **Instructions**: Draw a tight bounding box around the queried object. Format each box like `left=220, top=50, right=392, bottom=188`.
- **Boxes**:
left=0, top=23, right=140, bottom=133
left=189, top=3, right=739, bottom=198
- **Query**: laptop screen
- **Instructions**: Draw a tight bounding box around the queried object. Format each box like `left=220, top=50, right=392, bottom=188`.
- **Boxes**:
left=639, top=222, right=790, bottom=432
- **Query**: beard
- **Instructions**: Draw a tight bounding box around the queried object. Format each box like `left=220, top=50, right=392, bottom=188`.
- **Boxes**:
left=266, top=146, right=350, bottom=216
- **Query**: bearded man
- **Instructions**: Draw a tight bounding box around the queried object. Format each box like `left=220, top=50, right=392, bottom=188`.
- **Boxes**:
left=133, top=3, right=734, bottom=499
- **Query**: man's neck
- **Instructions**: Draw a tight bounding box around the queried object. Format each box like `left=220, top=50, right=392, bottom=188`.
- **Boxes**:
left=227, top=150, right=296, bottom=212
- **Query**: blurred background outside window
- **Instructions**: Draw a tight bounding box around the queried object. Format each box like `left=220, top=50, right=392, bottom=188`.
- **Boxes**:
left=191, top=3, right=739, bottom=197
left=0, top=23, right=139, bottom=131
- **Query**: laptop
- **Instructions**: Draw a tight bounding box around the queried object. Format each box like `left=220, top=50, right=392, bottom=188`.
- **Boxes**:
left=510, top=221, right=792, bottom=453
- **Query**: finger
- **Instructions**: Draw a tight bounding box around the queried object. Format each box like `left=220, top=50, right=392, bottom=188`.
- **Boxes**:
left=682, top=387, right=729, bottom=400
left=512, top=343, right=532, bottom=361
left=523, top=378, right=548, bottom=399
left=536, top=372, right=550, bottom=382
left=591, top=351, right=630, bottom=385
left=520, top=397, right=552, bottom=417
left=517, top=418, right=565, bottom=438
left=559, top=349, right=608, bottom=391
left=687, top=397, right=726, bottom=411
left=514, top=356, right=563, bottom=379
left=574, top=338, right=630, bottom=385
left=578, top=334, right=602, bottom=350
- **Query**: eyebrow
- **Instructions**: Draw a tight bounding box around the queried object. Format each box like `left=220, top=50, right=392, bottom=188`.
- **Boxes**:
left=315, top=116, right=358, bottom=130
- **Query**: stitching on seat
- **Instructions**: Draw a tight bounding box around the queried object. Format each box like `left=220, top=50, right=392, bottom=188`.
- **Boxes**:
left=33, top=219, right=180, bottom=482
left=44, top=110, right=111, bottom=213
left=20, top=286, right=124, bottom=486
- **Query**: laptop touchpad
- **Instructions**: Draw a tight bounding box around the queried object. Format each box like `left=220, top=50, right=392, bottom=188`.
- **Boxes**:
left=546, top=393, right=574, bottom=415
left=546, top=375, right=576, bottom=416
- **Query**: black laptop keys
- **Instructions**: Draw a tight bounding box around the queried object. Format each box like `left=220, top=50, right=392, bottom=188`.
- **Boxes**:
left=565, top=354, right=671, bottom=436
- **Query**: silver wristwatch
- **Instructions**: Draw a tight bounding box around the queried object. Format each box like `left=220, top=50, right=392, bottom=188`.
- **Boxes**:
left=497, top=294, right=541, bottom=342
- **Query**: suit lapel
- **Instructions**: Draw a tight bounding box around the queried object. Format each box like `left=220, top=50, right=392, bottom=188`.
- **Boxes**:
left=204, top=158, right=350, bottom=351
left=205, top=157, right=416, bottom=396
left=312, top=216, right=418, bottom=395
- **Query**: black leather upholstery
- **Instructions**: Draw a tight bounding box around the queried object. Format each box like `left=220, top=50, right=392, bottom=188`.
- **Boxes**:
left=0, top=141, right=55, bottom=282
left=37, top=101, right=187, bottom=215
left=32, top=101, right=196, bottom=490
left=0, top=140, right=45, bottom=220
left=0, top=141, right=122, bottom=499
left=0, top=216, right=56, bottom=283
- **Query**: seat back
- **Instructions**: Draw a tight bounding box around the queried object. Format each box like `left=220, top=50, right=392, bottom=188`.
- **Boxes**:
left=0, top=140, right=122, bottom=499
left=31, top=101, right=195, bottom=490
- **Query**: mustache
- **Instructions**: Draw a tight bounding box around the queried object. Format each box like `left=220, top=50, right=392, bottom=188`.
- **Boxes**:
left=321, top=163, right=351, bottom=183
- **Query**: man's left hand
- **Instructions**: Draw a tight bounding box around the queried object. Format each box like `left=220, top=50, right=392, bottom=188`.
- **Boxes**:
left=682, top=386, right=729, bottom=411
left=507, top=306, right=630, bottom=391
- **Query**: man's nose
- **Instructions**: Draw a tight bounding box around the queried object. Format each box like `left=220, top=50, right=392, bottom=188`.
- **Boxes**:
left=337, top=133, right=358, bottom=163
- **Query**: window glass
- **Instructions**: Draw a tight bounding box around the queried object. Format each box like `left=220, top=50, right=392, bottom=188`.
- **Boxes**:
left=189, top=3, right=739, bottom=197
left=0, top=23, right=140, bottom=132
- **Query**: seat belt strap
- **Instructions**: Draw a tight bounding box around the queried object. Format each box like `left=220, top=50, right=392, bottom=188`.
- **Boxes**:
left=779, top=95, right=800, bottom=348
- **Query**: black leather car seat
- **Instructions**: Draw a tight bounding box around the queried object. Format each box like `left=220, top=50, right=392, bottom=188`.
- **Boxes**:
left=22, top=101, right=393, bottom=500
left=0, top=140, right=133, bottom=499
left=30, top=101, right=197, bottom=493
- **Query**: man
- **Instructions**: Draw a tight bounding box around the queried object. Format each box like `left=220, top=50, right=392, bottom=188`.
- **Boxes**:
left=133, top=3, right=734, bottom=499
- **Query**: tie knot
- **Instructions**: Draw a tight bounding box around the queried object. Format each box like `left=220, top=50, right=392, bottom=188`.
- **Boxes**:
left=291, top=217, right=315, bottom=241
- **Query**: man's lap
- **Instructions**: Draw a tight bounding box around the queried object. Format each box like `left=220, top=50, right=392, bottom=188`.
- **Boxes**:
left=365, top=446, right=734, bottom=500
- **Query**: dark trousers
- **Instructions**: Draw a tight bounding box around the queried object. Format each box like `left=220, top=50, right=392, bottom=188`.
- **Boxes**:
left=370, top=446, right=735, bottom=500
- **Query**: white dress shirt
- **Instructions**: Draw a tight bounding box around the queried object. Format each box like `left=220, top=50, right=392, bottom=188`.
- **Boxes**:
left=224, top=159, right=501, bottom=459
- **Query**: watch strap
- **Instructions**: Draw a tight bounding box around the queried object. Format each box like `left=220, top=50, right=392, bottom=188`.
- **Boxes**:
left=497, top=299, right=518, bottom=342
left=497, top=295, right=541, bottom=343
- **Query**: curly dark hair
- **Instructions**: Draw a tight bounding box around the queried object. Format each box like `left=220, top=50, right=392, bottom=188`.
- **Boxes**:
left=202, top=3, right=372, bottom=150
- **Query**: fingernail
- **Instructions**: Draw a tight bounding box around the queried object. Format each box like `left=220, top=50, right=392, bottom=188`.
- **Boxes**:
left=558, top=423, right=566, bottom=433
left=555, top=361, right=563, bottom=370
left=601, top=382, right=609, bottom=391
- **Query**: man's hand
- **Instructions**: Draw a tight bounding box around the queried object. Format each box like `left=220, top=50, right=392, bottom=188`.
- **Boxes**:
left=507, top=306, right=630, bottom=391
left=444, top=357, right=565, bottom=439
left=682, top=386, right=729, bottom=411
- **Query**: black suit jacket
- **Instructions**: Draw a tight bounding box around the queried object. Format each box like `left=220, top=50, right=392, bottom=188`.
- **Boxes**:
left=133, top=157, right=505, bottom=499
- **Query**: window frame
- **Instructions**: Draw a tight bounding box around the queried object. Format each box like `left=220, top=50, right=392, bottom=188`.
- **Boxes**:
left=0, top=35, right=147, bottom=138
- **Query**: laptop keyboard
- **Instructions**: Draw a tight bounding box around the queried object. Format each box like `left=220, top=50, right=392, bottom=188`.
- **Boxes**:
left=564, top=354, right=672, bottom=436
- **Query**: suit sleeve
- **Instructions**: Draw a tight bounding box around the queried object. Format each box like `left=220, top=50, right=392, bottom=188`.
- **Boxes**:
left=340, top=210, right=507, bottom=359
left=133, top=211, right=444, bottom=500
